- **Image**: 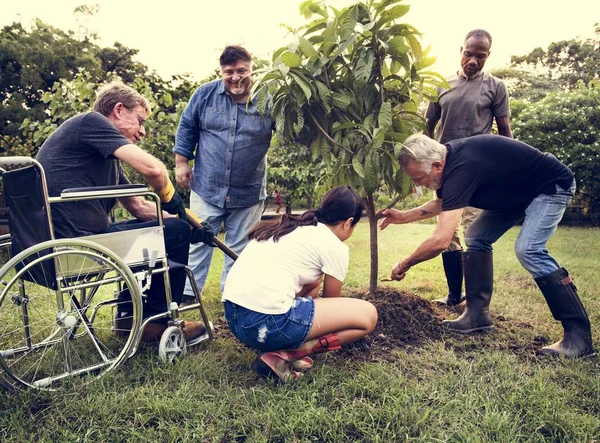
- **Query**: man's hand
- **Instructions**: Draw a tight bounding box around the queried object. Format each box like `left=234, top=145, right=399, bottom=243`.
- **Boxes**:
left=190, top=222, right=216, bottom=246
left=175, top=162, right=193, bottom=190
left=158, top=182, right=187, bottom=221
left=379, top=208, right=408, bottom=230
left=391, top=261, right=409, bottom=281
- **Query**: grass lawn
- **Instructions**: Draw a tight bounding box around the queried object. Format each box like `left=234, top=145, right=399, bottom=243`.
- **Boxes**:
left=1, top=222, right=600, bottom=441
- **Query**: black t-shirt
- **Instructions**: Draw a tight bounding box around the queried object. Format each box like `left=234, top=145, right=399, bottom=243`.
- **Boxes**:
left=36, top=112, right=131, bottom=237
left=436, top=135, right=574, bottom=211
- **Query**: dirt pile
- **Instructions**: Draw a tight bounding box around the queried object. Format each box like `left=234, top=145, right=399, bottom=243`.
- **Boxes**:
left=211, top=287, right=550, bottom=363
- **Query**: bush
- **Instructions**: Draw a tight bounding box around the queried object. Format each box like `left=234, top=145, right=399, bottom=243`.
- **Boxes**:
left=511, top=83, right=600, bottom=224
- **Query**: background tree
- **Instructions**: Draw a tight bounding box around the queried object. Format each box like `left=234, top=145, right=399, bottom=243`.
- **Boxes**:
left=495, top=24, right=600, bottom=104
left=252, top=0, right=444, bottom=293
left=0, top=18, right=160, bottom=145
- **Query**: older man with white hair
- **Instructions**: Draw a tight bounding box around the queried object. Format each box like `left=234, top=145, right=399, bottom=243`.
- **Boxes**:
left=379, top=133, right=594, bottom=358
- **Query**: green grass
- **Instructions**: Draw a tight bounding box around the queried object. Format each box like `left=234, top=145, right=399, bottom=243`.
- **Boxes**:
left=2, top=223, right=600, bottom=442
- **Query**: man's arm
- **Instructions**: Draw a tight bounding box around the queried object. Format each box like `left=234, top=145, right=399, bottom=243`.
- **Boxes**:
left=425, top=101, right=440, bottom=138
left=117, top=196, right=175, bottom=221
left=426, top=118, right=439, bottom=139
left=495, top=115, right=513, bottom=138
left=391, top=208, right=464, bottom=280
left=173, top=92, right=201, bottom=189
left=175, top=153, right=194, bottom=190
left=379, top=198, right=442, bottom=230
left=113, top=144, right=169, bottom=191
left=113, top=144, right=187, bottom=220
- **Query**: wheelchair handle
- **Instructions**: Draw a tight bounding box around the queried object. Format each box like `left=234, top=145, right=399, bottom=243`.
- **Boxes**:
left=0, top=156, right=38, bottom=170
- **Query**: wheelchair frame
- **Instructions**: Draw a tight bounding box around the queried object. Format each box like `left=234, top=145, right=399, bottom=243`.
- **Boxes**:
left=0, top=156, right=214, bottom=391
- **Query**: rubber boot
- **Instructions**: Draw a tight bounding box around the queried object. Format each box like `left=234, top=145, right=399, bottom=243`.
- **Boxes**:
left=434, top=250, right=466, bottom=306
left=535, top=268, right=595, bottom=358
left=443, top=251, right=494, bottom=333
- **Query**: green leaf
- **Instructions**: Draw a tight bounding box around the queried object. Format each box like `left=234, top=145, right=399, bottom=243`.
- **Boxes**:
left=386, top=23, right=407, bottom=36
left=331, top=122, right=362, bottom=134
left=281, top=51, right=302, bottom=68
left=299, top=0, right=327, bottom=19
left=364, top=153, right=378, bottom=194
left=320, top=41, right=337, bottom=57
left=405, top=33, right=422, bottom=59
left=391, top=52, right=411, bottom=73
left=339, top=5, right=359, bottom=40
left=254, top=85, right=269, bottom=115
left=332, top=91, right=351, bottom=109
left=304, top=19, right=328, bottom=36
left=289, top=71, right=313, bottom=101
left=294, top=110, right=305, bottom=135
left=378, top=102, right=392, bottom=130
left=374, top=0, right=401, bottom=13
left=298, top=37, right=320, bottom=61
left=352, top=155, right=365, bottom=178
left=379, top=4, right=410, bottom=24
left=261, top=70, right=285, bottom=83
left=372, top=127, right=385, bottom=150
left=354, top=51, right=374, bottom=86
left=388, top=36, right=408, bottom=56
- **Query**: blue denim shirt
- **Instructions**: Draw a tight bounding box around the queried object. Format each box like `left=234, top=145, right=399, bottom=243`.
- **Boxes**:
left=174, top=79, right=274, bottom=208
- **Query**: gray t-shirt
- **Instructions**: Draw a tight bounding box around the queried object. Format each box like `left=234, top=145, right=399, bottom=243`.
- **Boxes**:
left=36, top=111, right=131, bottom=237
left=426, top=71, right=510, bottom=143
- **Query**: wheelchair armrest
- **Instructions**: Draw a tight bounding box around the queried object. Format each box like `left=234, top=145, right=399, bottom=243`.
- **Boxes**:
left=59, top=184, right=150, bottom=200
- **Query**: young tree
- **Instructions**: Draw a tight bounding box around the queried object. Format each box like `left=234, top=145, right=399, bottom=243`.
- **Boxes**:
left=252, top=0, right=444, bottom=293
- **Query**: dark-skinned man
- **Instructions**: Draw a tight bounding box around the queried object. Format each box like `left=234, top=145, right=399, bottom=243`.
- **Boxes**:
left=380, top=133, right=594, bottom=358
left=426, top=29, right=513, bottom=307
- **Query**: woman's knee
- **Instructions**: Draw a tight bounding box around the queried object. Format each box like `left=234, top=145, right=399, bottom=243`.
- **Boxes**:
left=362, top=301, right=378, bottom=333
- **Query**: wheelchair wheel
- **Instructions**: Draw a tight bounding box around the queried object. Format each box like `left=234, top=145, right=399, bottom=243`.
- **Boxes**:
left=0, top=238, right=142, bottom=390
left=158, top=326, right=186, bottom=363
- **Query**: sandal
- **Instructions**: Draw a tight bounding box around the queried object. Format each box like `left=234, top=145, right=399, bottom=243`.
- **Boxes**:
left=290, top=357, right=314, bottom=370
left=251, top=353, right=302, bottom=383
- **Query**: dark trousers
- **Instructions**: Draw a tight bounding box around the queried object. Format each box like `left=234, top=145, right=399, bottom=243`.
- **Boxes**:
left=107, top=218, right=191, bottom=320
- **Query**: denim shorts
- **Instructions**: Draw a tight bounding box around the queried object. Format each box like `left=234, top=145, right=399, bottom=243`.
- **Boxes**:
left=223, top=297, right=315, bottom=352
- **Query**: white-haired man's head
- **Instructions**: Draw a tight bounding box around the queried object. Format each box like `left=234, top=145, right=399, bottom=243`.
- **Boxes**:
left=399, top=134, right=447, bottom=191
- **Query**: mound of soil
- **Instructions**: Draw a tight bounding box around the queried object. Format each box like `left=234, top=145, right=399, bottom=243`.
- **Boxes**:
left=211, top=287, right=551, bottom=364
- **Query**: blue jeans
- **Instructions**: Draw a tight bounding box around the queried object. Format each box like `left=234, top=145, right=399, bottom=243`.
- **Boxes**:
left=465, top=180, right=575, bottom=278
left=184, top=192, right=264, bottom=296
left=107, top=218, right=190, bottom=320
left=223, top=298, right=315, bottom=352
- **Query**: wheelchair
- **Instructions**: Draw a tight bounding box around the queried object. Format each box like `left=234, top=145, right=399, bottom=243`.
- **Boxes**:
left=0, top=156, right=220, bottom=391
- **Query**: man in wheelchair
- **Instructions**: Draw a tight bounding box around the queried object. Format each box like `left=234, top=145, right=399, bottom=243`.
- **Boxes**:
left=36, top=81, right=209, bottom=342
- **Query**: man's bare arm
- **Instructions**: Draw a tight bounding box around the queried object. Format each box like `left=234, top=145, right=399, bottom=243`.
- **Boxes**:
left=112, top=144, right=170, bottom=191
left=496, top=115, right=513, bottom=138
left=379, top=198, right=443, bottom=230
left=391, top=208, right=464, bottom=280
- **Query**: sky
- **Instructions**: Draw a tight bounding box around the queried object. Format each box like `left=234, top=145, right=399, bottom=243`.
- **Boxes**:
left=2, top=0, right=599, bottom=81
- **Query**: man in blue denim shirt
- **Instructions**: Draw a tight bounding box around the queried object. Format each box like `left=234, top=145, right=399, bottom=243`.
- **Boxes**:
left=174, top=46, right=274, bottom=298
left=380, top=134, right=594, bottom=359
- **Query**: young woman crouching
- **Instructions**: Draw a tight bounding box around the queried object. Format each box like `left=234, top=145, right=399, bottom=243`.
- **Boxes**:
left=222, top=186, right=378, bottom=382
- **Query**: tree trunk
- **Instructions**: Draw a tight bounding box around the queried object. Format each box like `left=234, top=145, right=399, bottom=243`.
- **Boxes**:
left=364, top=193, right=378, bottom=295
